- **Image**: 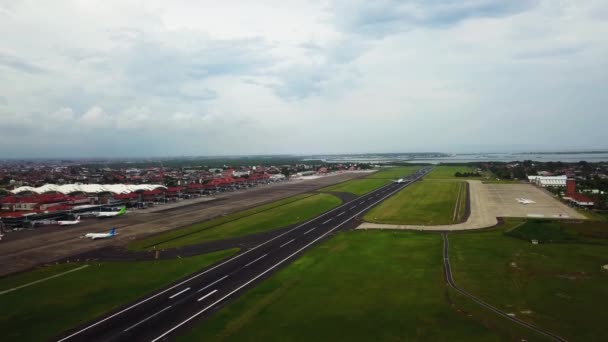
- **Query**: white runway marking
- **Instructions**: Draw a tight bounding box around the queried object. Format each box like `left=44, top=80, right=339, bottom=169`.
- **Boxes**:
left=322, top=219, right=332, bottom=224
left=150, top=178, right=416, bottom=342
left=244, top=254, right=267, bottom=267
left=197, top=275, right=228, bottom=293
left=56, top=181, right=404, bottom=342
left=280, top=239, right=295, bottom=248
left=527, top=214, right=545, bottom=218
left=123, top=306, right=172, bottom=332
left=0, top=265, right=89, bottom=296
left=169, top=288, right=190, bottom=299
left=337, top=212, right=345, bottom=217
left=197, top=289, right=218, bottom=302
left=303, top=227, right=316, bottom=235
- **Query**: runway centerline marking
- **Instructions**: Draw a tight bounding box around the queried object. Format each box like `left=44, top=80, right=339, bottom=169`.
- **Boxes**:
left=197, top=289, right=218, bottom=302
left=123, top=306, right=172, bottom=332
left=322, top=219, right=332, bottom=224
left=337, top=212, right=345, bottom=217
left=280, top=239, right=295, bottom=248
left=169, top=288, right=190, bottom=299
left=303, top=227, right=316, bottom=235
left=150, top=172, right=430, bottom=342
left=244, top=254, right=267, bottom=268
left=197, top=275, right=228, bottom=293
left=58, top=173, right=418, bottom=342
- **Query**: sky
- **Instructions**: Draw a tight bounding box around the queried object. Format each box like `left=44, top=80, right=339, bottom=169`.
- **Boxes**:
left=1, top=0, right=607, bottom=158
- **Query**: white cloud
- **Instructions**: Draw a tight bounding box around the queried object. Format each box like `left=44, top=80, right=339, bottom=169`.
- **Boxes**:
left=0, top=0, right=607, bottom=157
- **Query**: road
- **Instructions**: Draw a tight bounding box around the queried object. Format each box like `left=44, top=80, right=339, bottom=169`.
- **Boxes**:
left=56, top=167, right=432, bottom=342
left=441, top=232, right=567, bottom=342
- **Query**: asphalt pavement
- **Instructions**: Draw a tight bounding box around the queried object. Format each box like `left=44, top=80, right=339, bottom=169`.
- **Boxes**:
left=55, top=167, right=432, bottom=342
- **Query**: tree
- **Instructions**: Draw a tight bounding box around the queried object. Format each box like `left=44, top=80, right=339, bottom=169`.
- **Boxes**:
left=513, top=167, right=526, bottom=180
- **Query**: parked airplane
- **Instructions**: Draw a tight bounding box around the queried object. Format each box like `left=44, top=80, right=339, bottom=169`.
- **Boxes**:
left=84, top=227, right=117, bottom=240
left=517, top=198, right=536, bottom=205
left=392, top=178, right=406, bottom=183
left=57, top=216, right=80, bottom=226
left=95, top=206, right=126, bottom=218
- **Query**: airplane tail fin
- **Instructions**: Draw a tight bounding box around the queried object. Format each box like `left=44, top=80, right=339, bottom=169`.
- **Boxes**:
left=76, top=216, right=81, bottom=221
left=118, top=206, right=126, bottom=215
left=110, top=227, right=116, bottom=236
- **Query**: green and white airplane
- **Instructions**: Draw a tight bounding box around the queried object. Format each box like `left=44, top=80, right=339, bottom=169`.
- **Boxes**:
left=95, top=206, right=127, bottom=218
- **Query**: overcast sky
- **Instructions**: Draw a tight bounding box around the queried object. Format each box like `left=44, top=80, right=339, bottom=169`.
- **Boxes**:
left=1, top=0, right=607, bottom=158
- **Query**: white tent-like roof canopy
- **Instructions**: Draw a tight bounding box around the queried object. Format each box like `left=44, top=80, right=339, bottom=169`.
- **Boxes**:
left=11, top=184, right=167, bottom=195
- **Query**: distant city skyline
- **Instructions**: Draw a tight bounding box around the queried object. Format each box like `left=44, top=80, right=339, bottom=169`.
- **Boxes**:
left=1, top=1, right=607, bottom=158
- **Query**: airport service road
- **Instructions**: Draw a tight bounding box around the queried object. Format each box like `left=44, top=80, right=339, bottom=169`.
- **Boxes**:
left=56, top=168, right=433, bottom=342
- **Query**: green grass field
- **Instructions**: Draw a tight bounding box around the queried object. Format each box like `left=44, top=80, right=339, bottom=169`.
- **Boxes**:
left=320, top=178, right=391, bottom=195
left=179, top=231, right=521, bottom=341
left=455, top=182, right=467, bottom=222
left=0, top=249, right=238, bottom=342
left=450, top=221, right=608, bottom=341
left=505, top=219, right=608, bottom=245
left=129, top=193, right=342, bottom=250
left=366, top=166, right=421, bottom=179
left=364, top=181, right=462, bottom=225
left=576, top=208, right=608, bottom=221
left=424, top=165, right=477, bottom=179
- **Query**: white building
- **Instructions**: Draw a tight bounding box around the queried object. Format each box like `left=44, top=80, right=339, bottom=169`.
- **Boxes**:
left=527, top=175, right=567, bottom=187
left=270, top=174, right=286, bottom=181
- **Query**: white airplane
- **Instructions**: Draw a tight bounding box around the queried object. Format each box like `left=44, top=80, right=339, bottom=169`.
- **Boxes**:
left=517, top=198, right=536, bottom=205
left=95, top=206, right=126, bottom=218
left=392, top=178, right=406, bottom=183
left=57, top=216, right=80, bottom=226
left=84, top=227, right=117, bottom=240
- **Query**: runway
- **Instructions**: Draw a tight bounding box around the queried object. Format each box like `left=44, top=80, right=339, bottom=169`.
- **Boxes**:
left=55, top=167, right=432, bottom=342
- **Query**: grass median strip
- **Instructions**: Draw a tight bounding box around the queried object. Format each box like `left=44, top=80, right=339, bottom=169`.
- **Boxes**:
left=0, top=265, right=89, bottom=295
left=366, top=166, right=421, bottom=179
left=320, top=178, right=391, bottom=195
left=0, top=248, right=238, bottom=342
left=178, top=231, right=516, bottom=341
left=364, top=181, right=462, bottom=225
left=130, top=193, right=342, bottom=250
left=319, top=166, right=421, bottom=196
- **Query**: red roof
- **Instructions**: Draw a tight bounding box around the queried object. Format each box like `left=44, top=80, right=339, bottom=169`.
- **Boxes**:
left=0, top=194, right=73, bottom=204
left=114, top=193, right=138, bottom=200
left=142, top=189, right=163, bottom=196
left=45, top=204, right=73, bottom=211
left=166, top=187, right=185, bottom=193
left=568, top=193, right=594, bottom=204
left=187, top=183, right=205, bottom=189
